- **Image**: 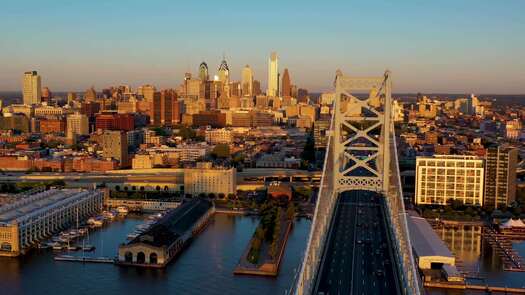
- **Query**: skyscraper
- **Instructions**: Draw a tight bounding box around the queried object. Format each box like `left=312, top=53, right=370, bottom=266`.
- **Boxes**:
left=84, top=87, right=97, bottom=101
left=281, top=68, right=291, bottom=97
left=199, top=62, right=209, bottom=81
left=217, top=58, right=229, bottom=84
left=22, top=71, right=42, bottom=105
left=253, top=80, right=262, bottom=96
left=241, top=65, right=253, bottom=97
left=140, top=85, right=156, bottom=102
left=484, top=146, right=517, bottom=209
left=267, top=52, right=279, bottom=97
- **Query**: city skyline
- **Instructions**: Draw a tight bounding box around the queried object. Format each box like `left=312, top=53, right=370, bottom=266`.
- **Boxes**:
left=0, top=1, right=524, bottom=94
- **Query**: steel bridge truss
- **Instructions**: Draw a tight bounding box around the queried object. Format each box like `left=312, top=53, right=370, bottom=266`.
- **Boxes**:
left=295, top=71, right=422, bottom=295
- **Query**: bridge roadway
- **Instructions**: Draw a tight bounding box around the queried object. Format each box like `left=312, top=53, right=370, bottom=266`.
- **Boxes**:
left=313, top=190, right=400, bottom=295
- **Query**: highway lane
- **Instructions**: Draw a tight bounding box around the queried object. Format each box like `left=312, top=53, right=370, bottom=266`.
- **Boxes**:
left=314, top=190, right=399, bottom=295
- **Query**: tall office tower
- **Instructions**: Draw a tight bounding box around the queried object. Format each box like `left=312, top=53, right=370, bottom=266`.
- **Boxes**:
left=217, top=58, right=229, bottom=84
left=199, top=62, right=209, bottom=81
left=84, top=87, right=97, bottom=101
left=67, top=113, right=89, bottom=139
left=253, top=80, right=262, bottom=96
left=281, top=68, right=291, bottom=97
left=150, top=90, right=175, bottom=126
left=160, top=90, right=175, bottom=126
left=140, top=84, right=156, bottom=102
left=241, top=65, right=253, bottom=97
left=229, top=82, right=241, bottom=97
left=22, top=71, right=42, bottom=105
left=484, top=146, right=518, bottom=209
left=182, top=78, right=201, bottom=99
left=267, top=52, right=279, bottom=97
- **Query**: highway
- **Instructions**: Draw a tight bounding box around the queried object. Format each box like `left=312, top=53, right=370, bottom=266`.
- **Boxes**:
left=314, top=190, right=400, bottom=295
left=0, top=168, right=321, bottom=185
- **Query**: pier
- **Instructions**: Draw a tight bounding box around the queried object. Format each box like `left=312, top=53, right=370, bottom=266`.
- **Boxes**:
left=425, top=281, right=525, bottom=294
left=483, top=227, right=525, bottom=272
left=117, top=198, right=214, bottom=268
left=54, top=255, right=115, bottom=264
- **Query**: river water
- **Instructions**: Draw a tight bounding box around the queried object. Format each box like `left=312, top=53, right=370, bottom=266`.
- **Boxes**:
left=0, top=214, right=312, bottom=295
left=429, top=224, right=525, bottom=294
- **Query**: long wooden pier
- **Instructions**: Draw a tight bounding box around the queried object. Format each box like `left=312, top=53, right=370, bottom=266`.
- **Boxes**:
left=425, top=281, right=525, bottom=294
left=54, top=255, right=115, bottom=264
left=483, top=227, right=525, bottom=271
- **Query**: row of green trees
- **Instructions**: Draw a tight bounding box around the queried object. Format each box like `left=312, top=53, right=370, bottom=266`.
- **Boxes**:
left=0, top=180, right=65, bottom=193
left=247, top=203, right=296, bottom=264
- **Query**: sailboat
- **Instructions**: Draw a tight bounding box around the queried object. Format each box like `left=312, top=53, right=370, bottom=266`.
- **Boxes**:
left=82, top=227, right=95, bottom=252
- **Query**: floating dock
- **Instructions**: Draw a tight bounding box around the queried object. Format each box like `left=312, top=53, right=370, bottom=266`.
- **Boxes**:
left=54, top=255, right=115, bottom=264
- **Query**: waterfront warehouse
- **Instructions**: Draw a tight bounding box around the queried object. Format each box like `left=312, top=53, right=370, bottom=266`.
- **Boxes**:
left=118, top=198, right=214, bottom=268
left=0, top=189, right=104, bottom=256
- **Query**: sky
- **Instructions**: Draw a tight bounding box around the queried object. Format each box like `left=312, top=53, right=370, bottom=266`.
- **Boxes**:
left=0, top=0, right=524, bottom=94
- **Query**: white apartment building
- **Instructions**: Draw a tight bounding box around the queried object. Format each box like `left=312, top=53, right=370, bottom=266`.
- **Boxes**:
left=415, top=155, right=484, bottom=206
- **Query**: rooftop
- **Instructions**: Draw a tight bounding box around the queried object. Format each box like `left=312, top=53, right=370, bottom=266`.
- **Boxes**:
left=407, top=215, right=454, bottom=260
left=129, top=198, right=212, bottom=247
left=0, top=189, right=92, bottom=224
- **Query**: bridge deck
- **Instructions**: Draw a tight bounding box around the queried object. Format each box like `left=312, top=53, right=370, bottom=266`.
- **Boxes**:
left=314, top=190, right=399, bottom=295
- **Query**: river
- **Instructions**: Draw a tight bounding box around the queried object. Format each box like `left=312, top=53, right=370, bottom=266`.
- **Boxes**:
left=429, top=224, right=525, bottom=294
left=0, top=214, right=312, bottom=295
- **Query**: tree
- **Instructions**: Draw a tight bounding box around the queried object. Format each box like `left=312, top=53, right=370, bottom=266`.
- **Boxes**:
left=300, top=130, right=315, bottom=163
left=211, top=144, right=230, bottom=158
left=178, top=127, right=196, bottom=140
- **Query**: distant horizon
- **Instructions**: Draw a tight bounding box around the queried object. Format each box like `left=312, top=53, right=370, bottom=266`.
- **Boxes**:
left=1, top=1, right=524, bottom=93
left=1, top=89, right=524, bottom=97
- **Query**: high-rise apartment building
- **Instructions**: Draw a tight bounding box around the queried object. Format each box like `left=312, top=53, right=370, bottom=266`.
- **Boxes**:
left=241, top=65, right=253, bottom=97
left=22, top=71, right=42, bottom=105
left=101, top=130, right=128, bottom=167
left=281, top=68, right=291, bottom=97
left=267, top=52, right=279, bottom=97
left=484, top=146, right=518, bottom=209
left=415, top=155, right=484, bottom=206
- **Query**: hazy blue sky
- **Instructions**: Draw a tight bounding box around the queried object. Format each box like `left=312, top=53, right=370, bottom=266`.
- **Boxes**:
left=0, top=0, right=524, bottom=93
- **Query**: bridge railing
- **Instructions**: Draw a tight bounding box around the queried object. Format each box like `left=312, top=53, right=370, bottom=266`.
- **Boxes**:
left=384, top=126, right=423, bottom=294
left=295, top=111, right=337, bottom=295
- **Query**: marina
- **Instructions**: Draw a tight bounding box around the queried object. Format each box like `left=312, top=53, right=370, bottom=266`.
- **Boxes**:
left=0, top=214, right=312, bottom=295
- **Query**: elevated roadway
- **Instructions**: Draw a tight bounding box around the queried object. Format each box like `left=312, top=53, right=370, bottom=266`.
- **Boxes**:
left=314, top=190, right=400, bottom=295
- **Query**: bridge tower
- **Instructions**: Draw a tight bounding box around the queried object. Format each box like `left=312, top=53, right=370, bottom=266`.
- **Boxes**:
left=295, top=70, right=421, bottom=295
left=333, top=70, right=392, bottom=193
